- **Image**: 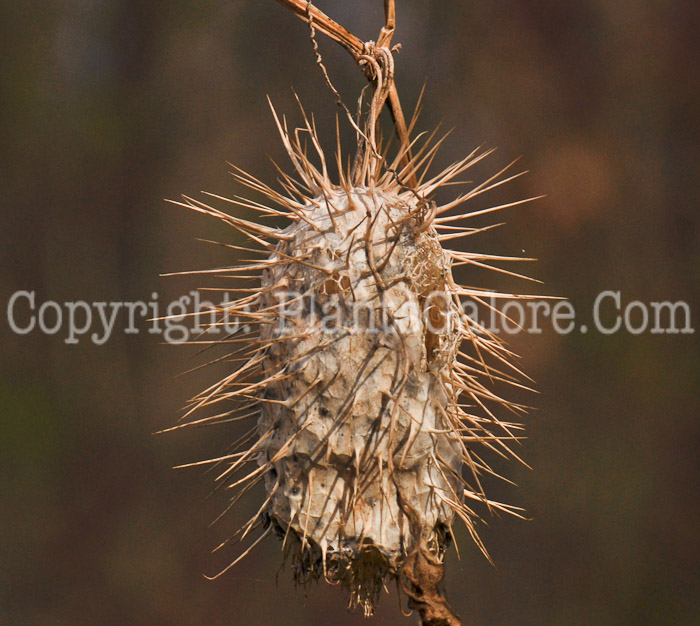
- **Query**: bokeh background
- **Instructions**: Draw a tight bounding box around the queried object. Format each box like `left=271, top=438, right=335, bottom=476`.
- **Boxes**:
left=2, top=1, right=699, bottom=625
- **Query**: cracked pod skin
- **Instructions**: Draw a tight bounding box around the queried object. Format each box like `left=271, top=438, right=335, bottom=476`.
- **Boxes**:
left=258, top=189, right=463, bottom=609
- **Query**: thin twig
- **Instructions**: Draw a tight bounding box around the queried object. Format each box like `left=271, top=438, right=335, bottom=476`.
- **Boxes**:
left=377, top=0, right=396, bottom=48
left=273, top=0, right=415, bottom=186
left=303, top=2, right=373, bottom=164
left=273, top=0, right=363, bottom=58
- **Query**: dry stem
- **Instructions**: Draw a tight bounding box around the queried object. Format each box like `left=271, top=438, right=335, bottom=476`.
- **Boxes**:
left=401, top=542, right=462, bottom=626
left=397, top=499, right=463, bottom=626
left=273, top=0, right=415, bottom=186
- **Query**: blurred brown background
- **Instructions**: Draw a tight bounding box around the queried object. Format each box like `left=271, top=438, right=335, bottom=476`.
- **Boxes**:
left=2, top=1, right=699, bottom=625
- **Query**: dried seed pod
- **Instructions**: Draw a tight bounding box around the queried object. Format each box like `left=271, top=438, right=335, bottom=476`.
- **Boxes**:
left=258, top=187, right=464, bottom=611
left=170, top=103, right=535, bottom=619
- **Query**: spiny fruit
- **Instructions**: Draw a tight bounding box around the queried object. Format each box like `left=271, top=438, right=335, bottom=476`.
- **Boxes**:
left=170, top=100, right=535, bottom=618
